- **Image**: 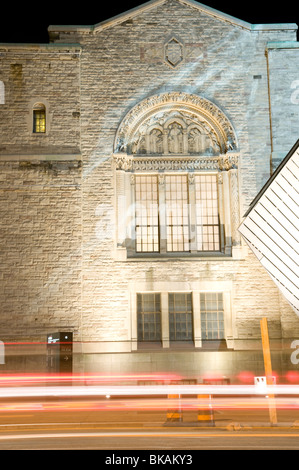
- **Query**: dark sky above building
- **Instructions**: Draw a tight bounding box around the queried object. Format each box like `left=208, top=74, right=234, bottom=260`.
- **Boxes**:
left=0, top=0, right=298, bottom=43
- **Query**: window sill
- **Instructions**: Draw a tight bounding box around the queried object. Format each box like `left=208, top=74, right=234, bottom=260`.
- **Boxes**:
left=135, top=340, right=231, bottom=352
left=128, top=251, right=229, bottom=260
left=113, top=245, right=247, bottom=261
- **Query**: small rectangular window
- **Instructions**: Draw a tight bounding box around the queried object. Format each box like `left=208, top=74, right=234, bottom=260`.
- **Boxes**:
left=137, top=293, right=161, bottom=342
left=169, top=293, right=193, bottom=342
left=200, top=293, right=224, bottom=340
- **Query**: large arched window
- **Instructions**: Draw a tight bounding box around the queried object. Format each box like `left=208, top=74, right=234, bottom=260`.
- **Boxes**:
left=113, top=92, right=241, bottom=259
left=32, top=102, right=46, bottom=133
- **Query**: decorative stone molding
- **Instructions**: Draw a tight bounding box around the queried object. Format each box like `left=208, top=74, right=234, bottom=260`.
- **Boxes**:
left=113, top=153, right=239, bottom=172
left=114, top=92, right=238, bottom=156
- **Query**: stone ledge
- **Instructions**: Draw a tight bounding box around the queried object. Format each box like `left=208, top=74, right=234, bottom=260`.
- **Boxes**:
left=0, top=154, right=82, bottom=162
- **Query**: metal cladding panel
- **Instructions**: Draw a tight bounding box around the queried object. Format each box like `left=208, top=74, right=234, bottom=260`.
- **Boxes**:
left=239, top=145, right=299, bottom=316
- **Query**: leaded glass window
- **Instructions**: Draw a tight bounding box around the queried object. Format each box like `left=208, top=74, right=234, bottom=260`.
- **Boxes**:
left=135, top=176, right=159, bottom=252
left=195, top=175, right=220, bottom=251
left=134, top=173, right=220, bottom=254
left=165, top=175, right=190, bottom=252
left=200, top=293, right=225, bottom=340
left=169, top=293, right=193, bottom=341
left=137, top=293, right=161, bottom=342
left=33, top=103, right=46, bottom=133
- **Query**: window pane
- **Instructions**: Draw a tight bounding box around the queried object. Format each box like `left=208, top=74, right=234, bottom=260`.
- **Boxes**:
left=195, top=175, right=220, bottom=252
left=135, top=176, right=159, bottom=252
left=169, top=293, right=193, bottom=342
left=200, top=293, right=225, bottom=340
left=33, top=108, right=46, bottom=133
left=33, top=103, right=46, bottom=133
left=137, top=293, right=162, bottom=342
left=165, top=175, right=190, bottom=252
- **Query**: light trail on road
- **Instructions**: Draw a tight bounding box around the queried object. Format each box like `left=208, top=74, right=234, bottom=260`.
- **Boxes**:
left=0, top=384, right=299, bottom=398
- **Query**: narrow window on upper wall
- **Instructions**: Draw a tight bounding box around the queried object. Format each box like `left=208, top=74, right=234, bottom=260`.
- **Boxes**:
left=33, top=103, right=46, bottom=133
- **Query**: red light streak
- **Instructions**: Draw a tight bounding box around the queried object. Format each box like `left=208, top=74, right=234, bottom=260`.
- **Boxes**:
left=0, top=396, right=299, bottom=413
left=0, top=372, right=183, bottom=386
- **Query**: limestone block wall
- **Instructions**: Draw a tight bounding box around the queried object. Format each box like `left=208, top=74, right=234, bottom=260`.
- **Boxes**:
left=0, top=44, right=81, bottom=156
left=267, top=43, right=299, bottom=169
left=0, top=0, right=298, bottom=355
left=0, top=161, right=82, bottom=341
left=77, top=1, right=298, bottom=348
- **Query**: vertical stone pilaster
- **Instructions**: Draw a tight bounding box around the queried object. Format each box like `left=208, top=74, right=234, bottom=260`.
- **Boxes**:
left=131, top=292, right=138, bottom=351
left=222, top=170, right=232, bottom=255
left=229, top=168, right=241, bottom=247
left=161, top=292, right=170, bottom=348
left=158, top=174, right=167, bottom=253
left=116, top=170, right=125, bottom=246
left=217, top=172, right=225, bottom=252
left=188, top=172, right=197, bottom=252
left=192, top=292, right=202, bottom=348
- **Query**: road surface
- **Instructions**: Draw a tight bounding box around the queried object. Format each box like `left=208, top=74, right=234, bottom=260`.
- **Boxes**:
left=0, top=396, right=299, bottom=449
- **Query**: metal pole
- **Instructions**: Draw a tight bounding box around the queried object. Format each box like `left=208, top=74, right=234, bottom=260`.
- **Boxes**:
left=260, top=317, right=277, bottom=426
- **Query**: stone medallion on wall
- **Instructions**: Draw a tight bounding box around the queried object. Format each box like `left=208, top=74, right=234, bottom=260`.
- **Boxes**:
left=164, top=37, right=184, bottom=68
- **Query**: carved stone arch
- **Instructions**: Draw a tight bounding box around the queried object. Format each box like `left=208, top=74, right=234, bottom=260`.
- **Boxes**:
left=148, top=123, right=164, bottom=133
left=187, top=122, right=206, bottom=134
left=114, top=92, right=238, bottom=155
left=164, top=116, right=187, bottom=130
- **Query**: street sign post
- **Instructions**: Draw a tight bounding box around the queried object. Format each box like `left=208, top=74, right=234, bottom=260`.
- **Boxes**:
left=47, top=332, right=73, bottom=373
left=260, top=317, right=277, bottom=426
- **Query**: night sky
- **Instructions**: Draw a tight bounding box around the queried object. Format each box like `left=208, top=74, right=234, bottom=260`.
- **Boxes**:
left=0, top=0, right=298, bottom=43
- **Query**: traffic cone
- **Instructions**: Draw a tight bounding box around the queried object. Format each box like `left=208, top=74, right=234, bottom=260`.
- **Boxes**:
left=197, top=394, right=215, bottom=426
left=166, top=394, right=183, bottom=423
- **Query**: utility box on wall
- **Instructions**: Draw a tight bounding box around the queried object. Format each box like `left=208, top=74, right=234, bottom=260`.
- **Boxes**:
left=47, top=332, right=73, bottom=373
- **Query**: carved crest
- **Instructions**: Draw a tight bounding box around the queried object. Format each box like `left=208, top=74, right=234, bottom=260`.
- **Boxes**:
left=165, top=38, right=183, bottom=67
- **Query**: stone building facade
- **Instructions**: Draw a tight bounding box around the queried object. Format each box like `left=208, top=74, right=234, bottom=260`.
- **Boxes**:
left=0, top=0, right=298, bottom=379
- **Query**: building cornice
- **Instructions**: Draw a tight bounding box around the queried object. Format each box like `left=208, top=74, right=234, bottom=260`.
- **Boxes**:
left=0, top=43, right=82, bottom=53
left=48, top=0, right=297, bottom=36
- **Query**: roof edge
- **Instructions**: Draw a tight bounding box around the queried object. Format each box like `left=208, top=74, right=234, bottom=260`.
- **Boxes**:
left=0, top=42, right=82, bottom=51
left=49, top=0, right=254, bottom=34
left=267, top=40, right=299, bottom=49
left=47, top=0, right=298, bottom=35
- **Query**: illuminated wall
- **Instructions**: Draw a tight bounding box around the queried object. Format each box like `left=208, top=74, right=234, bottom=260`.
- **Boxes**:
left=0, top=0, right=298, bottom=367
left=239, top=141, right=299, bottom=316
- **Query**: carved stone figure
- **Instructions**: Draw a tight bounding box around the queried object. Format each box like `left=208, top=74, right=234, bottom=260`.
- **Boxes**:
left=149, top=128, right=163, bottom=153
left=114, top=92, right=238, bottom=155
left=168, top=122, right=183, bottom=153
left=188, top=128, right=205, bottom=153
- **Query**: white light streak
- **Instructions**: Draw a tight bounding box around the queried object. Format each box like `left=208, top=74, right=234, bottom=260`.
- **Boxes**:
left=1, top=384, right=299, bottom=398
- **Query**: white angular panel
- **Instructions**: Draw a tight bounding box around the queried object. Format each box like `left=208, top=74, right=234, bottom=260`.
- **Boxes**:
left=239, top=141, right=299, bottom=315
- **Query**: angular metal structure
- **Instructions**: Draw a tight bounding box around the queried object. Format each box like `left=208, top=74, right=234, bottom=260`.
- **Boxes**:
left=239, top=140, right=299, bottom=315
